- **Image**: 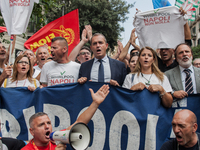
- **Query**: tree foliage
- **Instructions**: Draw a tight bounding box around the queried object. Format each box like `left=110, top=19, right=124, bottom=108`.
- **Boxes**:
left=192, top=45, right=200, bottom=59
left=31, top=0, right=134, bottom=51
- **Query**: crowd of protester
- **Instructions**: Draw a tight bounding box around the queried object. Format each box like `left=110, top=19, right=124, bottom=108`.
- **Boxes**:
left=0, top=7, right=200, bottom=150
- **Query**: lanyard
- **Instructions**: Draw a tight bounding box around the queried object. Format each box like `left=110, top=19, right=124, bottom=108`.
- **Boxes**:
left=31, top=139, right=51, bottom=150
left=177, top=133, right=200, bottom=150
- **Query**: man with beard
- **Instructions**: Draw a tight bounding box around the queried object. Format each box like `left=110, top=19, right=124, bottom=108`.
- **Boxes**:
left=165, top=43, right=200, bottom=100
left=40, top=37, right=80, bottom=87
left=160, top=109, right=199, bottom=150
left=21, top=84, right=109, bottom=150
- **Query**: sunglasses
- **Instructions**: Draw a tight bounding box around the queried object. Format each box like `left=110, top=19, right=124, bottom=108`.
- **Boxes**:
left=131, top=51, right=139, bottom=56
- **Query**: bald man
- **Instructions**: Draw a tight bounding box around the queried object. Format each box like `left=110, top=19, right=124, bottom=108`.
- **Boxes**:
left=160, top=109, right=199, bottom=150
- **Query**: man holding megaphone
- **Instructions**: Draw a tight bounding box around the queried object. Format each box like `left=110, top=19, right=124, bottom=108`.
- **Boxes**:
left=21, top=84, right=110, bottom=150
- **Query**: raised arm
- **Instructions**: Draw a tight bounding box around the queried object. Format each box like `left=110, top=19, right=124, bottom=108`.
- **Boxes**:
left=69, top=29, right=89, bottom=61
left=67, top=84, right=109, bottom=130
left=119, top=29, right=139, bottom=62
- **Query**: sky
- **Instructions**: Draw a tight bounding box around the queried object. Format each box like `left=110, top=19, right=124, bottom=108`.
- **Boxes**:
left=120, top=0, right=176, bottom=49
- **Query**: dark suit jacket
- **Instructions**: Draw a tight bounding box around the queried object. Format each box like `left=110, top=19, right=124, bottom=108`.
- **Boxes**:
left=79, top=57, right=127, bottom=86
left=165, top=65, right=200, bottom=93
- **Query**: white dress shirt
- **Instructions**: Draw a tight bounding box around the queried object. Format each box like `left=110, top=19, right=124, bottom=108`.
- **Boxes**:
left=179, top=65, right=197, bottom=93
left=90, top=55, right=111, bottom=82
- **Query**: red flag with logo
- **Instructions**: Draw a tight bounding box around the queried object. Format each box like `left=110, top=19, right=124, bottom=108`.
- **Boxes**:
left=24, top=9, right=80, bottom=55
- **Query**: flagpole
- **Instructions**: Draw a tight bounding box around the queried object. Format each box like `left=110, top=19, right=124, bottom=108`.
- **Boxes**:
left=62, top=0, right=65, bottom=16
left=8, top=35, right=14, bottom=65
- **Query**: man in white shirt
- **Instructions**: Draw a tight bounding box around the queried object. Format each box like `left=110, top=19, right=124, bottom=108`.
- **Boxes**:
left=40, top=37, right=80, bottom=87
left=78, top=33, right=127, bottom=86
left=165, top=43, right=200, bottom=100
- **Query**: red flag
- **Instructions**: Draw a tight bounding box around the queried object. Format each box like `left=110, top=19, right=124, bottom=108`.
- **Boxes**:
left=24, top=9, right=80, bottom=55
left=0, top=26, right=7, bottom=33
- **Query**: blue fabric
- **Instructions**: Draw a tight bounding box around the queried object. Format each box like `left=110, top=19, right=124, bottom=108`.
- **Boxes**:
left=0, top=82, right=200, bottom=150
left=152, top=0, right=171, bottom=9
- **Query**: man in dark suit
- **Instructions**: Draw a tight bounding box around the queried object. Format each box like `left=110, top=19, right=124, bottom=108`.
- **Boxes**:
left=78, top=33, right=127, bottom=86
left=165, top=43, right=200, bottom=100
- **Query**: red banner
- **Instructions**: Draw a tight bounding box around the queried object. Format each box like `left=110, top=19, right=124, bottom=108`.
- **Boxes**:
left=24, top=9, right=80, bottom=55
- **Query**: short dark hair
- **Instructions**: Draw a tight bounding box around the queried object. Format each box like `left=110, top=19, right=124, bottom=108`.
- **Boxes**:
left=80, top=46, right=91, bottom=53
left=91, top=33, right=107, bottom=43
left=51, top=37, right=68, bottom=49
left=29, top=112, right=48, bottom=128
left=130, top=49, right=139, bottom=57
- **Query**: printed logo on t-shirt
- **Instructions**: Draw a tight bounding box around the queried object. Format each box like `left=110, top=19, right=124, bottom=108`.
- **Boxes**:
left=143, top=12, right=170, bottom=26
left=50, top=74, right=75, bottom=85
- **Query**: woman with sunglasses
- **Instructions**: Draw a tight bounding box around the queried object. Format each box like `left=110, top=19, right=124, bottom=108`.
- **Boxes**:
left=122, top=47, right=173, bottom=108
left=1, top=54, right=40, bottom=91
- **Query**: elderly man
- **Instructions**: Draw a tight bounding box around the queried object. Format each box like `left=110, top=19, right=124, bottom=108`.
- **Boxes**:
left=40, top=37, right=80, bottom=87
left=21, top=84, right=109, bottom=150
left=34, top=46, right=49, bottom=71
left=165, top=43, right=200, bottom=100
left=160, top=109, right=199, bottom=149
left=78, top=33, right=127, bottom=86
left=0, top=119, right=26, bottom=150
left=193, top=58, right=200, bottom=68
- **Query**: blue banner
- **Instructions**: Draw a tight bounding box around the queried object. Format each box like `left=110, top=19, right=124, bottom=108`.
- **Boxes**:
left=0, top=82, right=200, bottom=150
left=152, top=0, right=171, bottom=9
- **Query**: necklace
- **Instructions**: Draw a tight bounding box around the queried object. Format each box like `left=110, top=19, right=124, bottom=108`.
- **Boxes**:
left=16, top=79, right=26, bottom=87
left=141, top=73, right=153, bottom=86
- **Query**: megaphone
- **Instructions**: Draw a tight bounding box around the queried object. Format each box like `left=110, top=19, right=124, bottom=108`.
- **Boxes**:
left=50, top=123, right=91, bottom=150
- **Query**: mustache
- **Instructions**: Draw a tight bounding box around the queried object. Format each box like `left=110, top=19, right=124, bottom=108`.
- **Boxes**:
left=182, top=55, right=190, bottom=60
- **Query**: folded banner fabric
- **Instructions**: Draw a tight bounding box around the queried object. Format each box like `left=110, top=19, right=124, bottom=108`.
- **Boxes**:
left=175, top=0, right=200, bottom=21
left=0, top=82, right=200, bottom=150
left=24, top=9, right=80, bottom=55
left=0, top=0, right=39, bottom=35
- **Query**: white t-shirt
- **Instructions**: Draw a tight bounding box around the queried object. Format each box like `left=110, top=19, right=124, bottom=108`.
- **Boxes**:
left=122, top=73, right=172, bottom=93
left=0, top=0, right=39, bottom=35
left=33, top=65, right=41, bottom=72
left=33, top=68, right=41, bottom=78
left=2, top=78, right=40, bottom=88
left=40, top=61, right=80, bottom=86
left=133, top=6, right=187, bottom=50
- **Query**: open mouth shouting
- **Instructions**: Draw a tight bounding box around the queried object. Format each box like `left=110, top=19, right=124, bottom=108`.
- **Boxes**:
left=182, top=56, right=189, bottom=62
left=45, top=131, right=51, bottom=139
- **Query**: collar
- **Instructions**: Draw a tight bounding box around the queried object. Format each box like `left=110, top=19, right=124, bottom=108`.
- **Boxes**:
left=94, top=55, right=108, bottom=63
left=179, top=65, right=194, bottom=73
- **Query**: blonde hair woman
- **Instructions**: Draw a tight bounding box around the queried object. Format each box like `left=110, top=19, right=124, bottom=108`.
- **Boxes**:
left=123, top=47, right=173, bottom=108
left=2, top=54, right=40, bottom=91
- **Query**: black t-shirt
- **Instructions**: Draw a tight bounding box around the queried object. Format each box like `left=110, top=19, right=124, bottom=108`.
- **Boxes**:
left=160, top=132, right=200, bottom=150
left=157, top=56, right=178, bottom=72
left=1, top=137, right=26, bottom=150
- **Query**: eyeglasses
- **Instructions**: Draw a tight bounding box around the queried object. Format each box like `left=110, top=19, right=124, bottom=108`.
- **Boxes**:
left=131, top=51, right=139, bottom=56
left=17, top=61, right=29, bottom=65
left=79, top=52, right=91, bottom=56
left=194, top=63, right=200, bottom=66
left=0, top=122, right=4, bottom=129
